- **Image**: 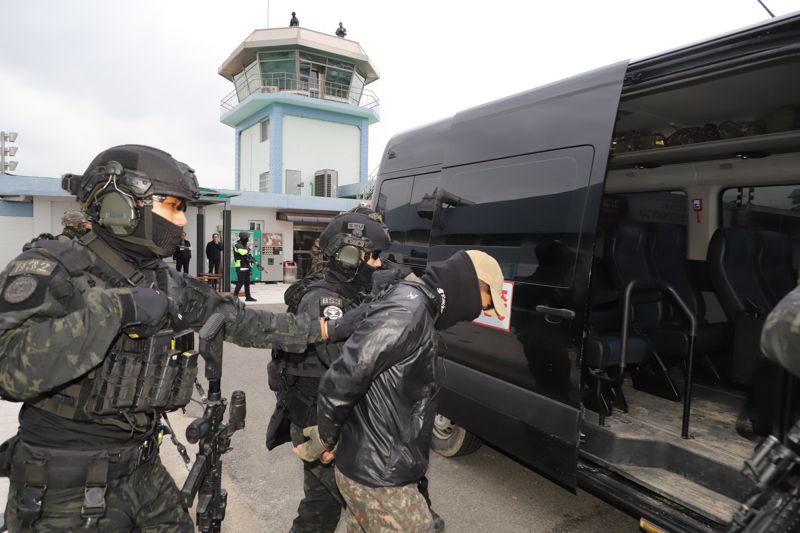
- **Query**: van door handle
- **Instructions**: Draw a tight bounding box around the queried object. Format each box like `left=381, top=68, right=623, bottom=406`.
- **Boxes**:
left=535, top=305, right=576, bottom=322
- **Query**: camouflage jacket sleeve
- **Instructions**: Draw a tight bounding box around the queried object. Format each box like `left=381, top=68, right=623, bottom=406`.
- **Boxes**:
left=166, top=269, right=319, bottom=353
left=761, top=285, right=800, bottom=379
left=0, top=250, right=128, bottom=400
left=296, top=286, right=348, bottom=367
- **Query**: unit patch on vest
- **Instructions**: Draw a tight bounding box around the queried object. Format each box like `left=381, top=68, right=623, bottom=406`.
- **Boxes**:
left=4, top=276, right=38, bottom=304
left=320, top=296, right=344, bottom=320
left=9, top=259, right=57, bottom=277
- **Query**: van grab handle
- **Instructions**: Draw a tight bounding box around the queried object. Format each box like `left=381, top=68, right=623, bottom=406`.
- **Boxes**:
left=535, top=305, right=576, bottom=321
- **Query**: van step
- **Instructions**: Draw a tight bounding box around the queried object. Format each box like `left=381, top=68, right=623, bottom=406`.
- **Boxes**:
left=614, top=464, right=741, bottom=524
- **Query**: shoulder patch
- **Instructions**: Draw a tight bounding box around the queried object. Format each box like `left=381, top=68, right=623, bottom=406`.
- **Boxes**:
left=8, top=259, right=57, bottom=277
left=322, top=305, right=343, bottom=320
left=4, top=276, right=38, bottom=303
left=320, top=296, right=344, bottom=307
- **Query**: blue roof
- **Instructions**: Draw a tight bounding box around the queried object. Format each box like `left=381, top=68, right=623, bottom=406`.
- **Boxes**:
left=0, top=174, right=360, bottom=211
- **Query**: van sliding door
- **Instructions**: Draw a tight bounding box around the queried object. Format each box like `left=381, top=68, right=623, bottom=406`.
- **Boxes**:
left=429, top=61, right=628, bottom=489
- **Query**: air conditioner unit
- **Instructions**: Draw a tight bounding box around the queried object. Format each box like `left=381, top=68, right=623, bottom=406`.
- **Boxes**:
left=314, top=169, right=338, bottom=198
left=260, top=86, right=279, bottom=94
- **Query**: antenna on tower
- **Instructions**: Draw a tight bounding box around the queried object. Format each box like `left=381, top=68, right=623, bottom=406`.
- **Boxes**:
left=267, top=0, right=270, bottom=27
left=756, top=0, right=775, bottom=17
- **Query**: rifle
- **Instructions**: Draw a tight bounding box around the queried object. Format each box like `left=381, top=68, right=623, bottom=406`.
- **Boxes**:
left=181, top=313, right=247, bottom=533
left=726, top=418, right=800, bottom=533
left=246, top=253, right=267, bottom=274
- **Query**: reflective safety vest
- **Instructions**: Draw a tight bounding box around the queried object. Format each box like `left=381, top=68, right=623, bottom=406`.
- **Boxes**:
left=233, top=242, right=249, bottom=269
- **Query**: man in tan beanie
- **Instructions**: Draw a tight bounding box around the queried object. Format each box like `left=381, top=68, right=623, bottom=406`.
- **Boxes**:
left=295, top=249, right=505, bottom=532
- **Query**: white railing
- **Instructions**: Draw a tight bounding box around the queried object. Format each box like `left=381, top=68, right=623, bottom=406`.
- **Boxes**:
left=220, top=72, right=379, bottom=114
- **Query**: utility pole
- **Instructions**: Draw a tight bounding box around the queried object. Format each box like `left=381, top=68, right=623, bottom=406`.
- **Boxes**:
left=1, top=131, right=19, bottom=174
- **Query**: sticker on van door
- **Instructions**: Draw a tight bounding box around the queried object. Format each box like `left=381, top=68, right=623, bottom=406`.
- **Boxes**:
left=473, top=281, right=514, bottom=332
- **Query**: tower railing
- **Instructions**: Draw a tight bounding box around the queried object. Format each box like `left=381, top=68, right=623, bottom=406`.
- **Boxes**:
left=220, top=72, right=379, bottom=115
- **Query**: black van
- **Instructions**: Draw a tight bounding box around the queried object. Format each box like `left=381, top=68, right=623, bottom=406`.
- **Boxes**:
left=372, top=12, right=800, bottom=533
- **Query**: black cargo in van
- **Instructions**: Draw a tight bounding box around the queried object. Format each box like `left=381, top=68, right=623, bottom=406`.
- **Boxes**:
left=372, top=12, right=800, bottom=532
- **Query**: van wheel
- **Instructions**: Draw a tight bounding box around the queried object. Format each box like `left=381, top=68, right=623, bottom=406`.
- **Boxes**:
left=431, top=414, right=482, bottom=457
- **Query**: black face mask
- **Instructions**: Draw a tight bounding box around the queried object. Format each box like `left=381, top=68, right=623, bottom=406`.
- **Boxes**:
left=151, top=214, right=183, bottom=256
left=94, top=211, right=183, bottom=264
left=354, top=261, right=378, bottom=291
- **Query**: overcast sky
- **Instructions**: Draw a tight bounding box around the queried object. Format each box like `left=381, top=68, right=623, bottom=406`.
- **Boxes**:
left=1, top=0, right=797, bottom=189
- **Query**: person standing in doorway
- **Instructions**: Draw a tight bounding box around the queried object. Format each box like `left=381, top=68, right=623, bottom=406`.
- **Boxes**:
left=173, top=231, right=191, bottom=273
left=233, top=231, right=257, bottom=302
left=206, top=232, right=223, bottom=274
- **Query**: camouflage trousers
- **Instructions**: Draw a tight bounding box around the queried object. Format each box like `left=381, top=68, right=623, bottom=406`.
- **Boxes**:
left=5, top=456, right=193, bottom=532
left=290, top=460, right=343, bottom=533
left=335, top=468, right=433, bottom=533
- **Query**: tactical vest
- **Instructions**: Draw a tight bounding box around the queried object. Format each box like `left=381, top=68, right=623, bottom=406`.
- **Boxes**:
left=233, top=241, right=249, bottom=269
left=277, top=276, right=360, bottom=379
left=26, top=235, right=199, bottom=431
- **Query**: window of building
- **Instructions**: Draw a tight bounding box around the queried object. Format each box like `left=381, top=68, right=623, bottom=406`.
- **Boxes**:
left=259, top=172, right=270, bottom=192
left=260, top=120, right=269, bottom=143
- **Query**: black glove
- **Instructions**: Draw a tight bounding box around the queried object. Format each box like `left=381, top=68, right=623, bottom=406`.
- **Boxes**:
left=326, top=302, right=370, bottom=343
left=113, top=287, right=169, bottom=338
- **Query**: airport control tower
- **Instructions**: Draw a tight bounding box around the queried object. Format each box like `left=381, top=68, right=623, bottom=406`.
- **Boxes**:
left=218, top=23, right=380, bottom=198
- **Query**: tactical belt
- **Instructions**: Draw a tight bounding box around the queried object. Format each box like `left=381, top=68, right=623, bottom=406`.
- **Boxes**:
left=12, top=436, right=159, bottom=527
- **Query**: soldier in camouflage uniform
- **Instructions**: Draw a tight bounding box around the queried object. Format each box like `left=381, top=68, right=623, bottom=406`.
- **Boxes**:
left=0, top=145, right=349, bottom=532
left=761, top=284, right=800, bottom=379
left=57, top=210, right=91, bottom=241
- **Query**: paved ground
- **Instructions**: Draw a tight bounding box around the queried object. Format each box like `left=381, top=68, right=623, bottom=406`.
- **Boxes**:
left=0, top=282, right=639, bottom=532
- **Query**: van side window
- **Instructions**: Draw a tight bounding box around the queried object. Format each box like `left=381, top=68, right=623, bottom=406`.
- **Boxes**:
left=407, top=173, right=440, bottom=250
left=598, top=191, right=687, bottom=244
left=721, top=184, right=800, bottom=266
left=376, top=177, right=413, bottom=262
left=431, top=147, right=594, bottom=287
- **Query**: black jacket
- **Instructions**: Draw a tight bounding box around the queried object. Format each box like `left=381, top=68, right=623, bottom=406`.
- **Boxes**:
left=173, top=239, right=191, bottom=261
left=317, top=280, right=441, bottom=487
left=206, top=240, right=223, bottom=262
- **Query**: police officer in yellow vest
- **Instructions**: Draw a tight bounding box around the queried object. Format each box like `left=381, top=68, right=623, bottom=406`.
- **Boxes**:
left=233, top=232, right=257, bottom=302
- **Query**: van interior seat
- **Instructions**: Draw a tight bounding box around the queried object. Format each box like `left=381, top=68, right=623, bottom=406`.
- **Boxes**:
left=707, top=227, right=790, bottom=434
left=756, top=230, right=796, bottom=306
left=604, top=222, right=723, bottom=361
left=707, top=228, right=773, bottom=320
left=647, top=223, right=728, bottom=372
left=583, top=259, right=652, bottom=423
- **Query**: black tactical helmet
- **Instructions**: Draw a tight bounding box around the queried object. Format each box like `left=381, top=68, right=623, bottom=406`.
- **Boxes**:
left=61, top=145, right=199, bottom=258
left=63, top=145, right=199, bottom=207
left=239, top=232, right=250, bottom=241
left=319, top=212, right=390, bottom=269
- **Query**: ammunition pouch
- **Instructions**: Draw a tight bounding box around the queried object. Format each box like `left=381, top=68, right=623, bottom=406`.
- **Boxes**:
left=32, top=329, right=198, bottom=429
left=267, top=359, right=288, bottom=394
left=0, top=433, right=19, bottom=477
left=10, top=436, right=159, bottom=527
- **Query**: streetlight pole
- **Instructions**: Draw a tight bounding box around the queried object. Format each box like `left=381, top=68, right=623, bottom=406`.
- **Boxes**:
left=1, top=131, right=19, bottom=175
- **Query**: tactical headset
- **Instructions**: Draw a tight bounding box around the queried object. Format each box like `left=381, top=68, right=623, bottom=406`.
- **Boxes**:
left=63, top=161, right=155, bottom=236
left=319, top=213, right=391, bottom=272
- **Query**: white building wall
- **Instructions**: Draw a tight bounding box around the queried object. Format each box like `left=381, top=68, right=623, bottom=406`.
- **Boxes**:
left=0, top=216, right=34, bottom=267
left=0, top=199, right=296, bottom=281
left=238, top=122, right=269, bottom=192
left=283, top=116, right=359, bottom=193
